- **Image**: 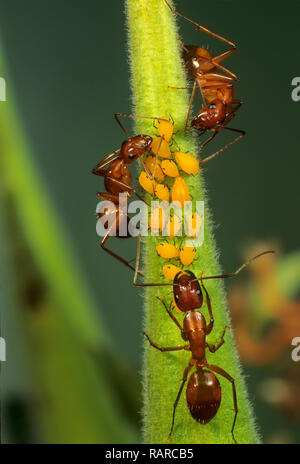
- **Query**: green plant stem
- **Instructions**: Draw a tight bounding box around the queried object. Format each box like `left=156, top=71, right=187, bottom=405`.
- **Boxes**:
left=126, top=0, right=260, bottom=444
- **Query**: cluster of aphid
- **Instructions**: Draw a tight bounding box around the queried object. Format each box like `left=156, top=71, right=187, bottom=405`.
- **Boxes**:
left=92, top=0, right=272, bottom=444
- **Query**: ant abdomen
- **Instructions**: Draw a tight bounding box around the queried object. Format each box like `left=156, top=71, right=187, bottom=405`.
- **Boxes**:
left=186, top=370, right=221, bottom=424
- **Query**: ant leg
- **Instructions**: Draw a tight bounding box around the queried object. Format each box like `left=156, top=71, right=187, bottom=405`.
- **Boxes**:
left=206, top=326, right=229, bottom=352
left=185, top=79, right=197, bottom=132
left=200, top=278, right=214, bottom=334
left=100, top=229, right=138, bottom=274
left=156, top=297, right=183, bottom=331
left=195, top=250, right=275, bottom=283
left=205, top=363, right=238, bottom=444
left=163, top=0, right=236, bottom=48
left=92, top=148, right=121, bottom=174
left=104, top=177, right=150, bottom=207
left=166, top=364, right=193, bottom=443
left=133, top=235, right=174, bottom=287
left=143, top=332, right=188, bottom=352
left=199, top=127, right=245, bottom=166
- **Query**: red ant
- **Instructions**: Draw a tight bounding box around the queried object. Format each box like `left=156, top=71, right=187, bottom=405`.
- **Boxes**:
left=164, top=0, right=245, bottom=165
left=134, top=235, right=274, bottom=442
left=92, top=113, right=168, bottom=271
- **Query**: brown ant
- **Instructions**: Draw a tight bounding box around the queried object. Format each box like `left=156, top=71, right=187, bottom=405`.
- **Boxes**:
left=134, top=235, right=274, bottom=442
left=92, top=113, right=168, bottom=271
left=164, top=0, right=245, bottom=165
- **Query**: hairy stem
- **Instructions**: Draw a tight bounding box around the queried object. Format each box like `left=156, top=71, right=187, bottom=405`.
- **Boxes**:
left=126, top=0, right=260, bottom=444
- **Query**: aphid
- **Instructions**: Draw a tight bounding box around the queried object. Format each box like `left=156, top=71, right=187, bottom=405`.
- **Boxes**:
left=149, top=206, right=166, bottom=234
left=162, top=264, right=184, bottom=281
left=134, top=236, right=274, bottom=442
left=179, top=246, right=196, bottom=266
left=164, top=0, right=245, bottom=164
left=139, top=171, right=157, bottom=195
left=187, top=212, right=202, bottom=239
left=156, top=243, right=180, bottom=259
left=165, top=215, right=182, bottom=239
left=171, top=177, right=190, bottom=206
left=161, top=160, right=179, bottom=178
left=151, top=117, right=174, bottom=159
left=145, top=156, right=165, bottom=181
left=175, top=152, right=199, bottom=175
left=155, top=183, right=170, bottom=202
left=151, top=138, right=172, bottom=159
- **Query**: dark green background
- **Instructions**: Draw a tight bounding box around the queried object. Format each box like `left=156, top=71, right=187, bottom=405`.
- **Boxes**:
left=0, top=0, right=299, bottom=443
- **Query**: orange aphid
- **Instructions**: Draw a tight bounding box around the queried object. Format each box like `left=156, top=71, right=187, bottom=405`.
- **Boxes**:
left=156, top=243, right=179, bottom=259
left=165, top=215, right=182, bottom=238
left=162, top=264, right=184, bottom=280
left=139, top=171, right=157, bottom=195
left=175, top=152, right=199, bottom=175
left=187, top=212, right=202, bottom=238
left=149, top=206, right=166, bottom=233
left=179, top=246, right=196, bottom=266
left=157, top=119, right=174, bottom=143
left=161, top=159, right=179, bottom=177
left=145, top=156, right=165, bottom=181
left=171, top=177, right=190, bottom=206
left=151, top=137, right=172, bottom=159
left=155, top=183, right=170, bottom=202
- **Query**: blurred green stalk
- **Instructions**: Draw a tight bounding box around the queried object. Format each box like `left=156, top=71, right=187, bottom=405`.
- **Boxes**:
left=0, top=37, right=137, bottom=443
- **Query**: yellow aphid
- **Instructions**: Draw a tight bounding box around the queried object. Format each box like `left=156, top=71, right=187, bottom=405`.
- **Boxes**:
left=175, top=152, right=199, bottom=175
left=155, top=184, right=170, bottom=202
left=156, top=243, right=179, bottom=259
left=162, top=264, right=183, bottom=280
left=180, top=246, right=196, bottom=266
left=145, top=156, right=165, bottom=181
left=165, top=215, right=182, bottom=238
left=172, top=297, right=181, bottom=313
left=157, top=119, right=174, bottom=143
left=149, top=206, right=166, bottom=233
left=171, top=177, right=190, bottom=206
left=151, top=137, right=171, bottom=158
left=139, top=171, right=157, bottom=195
left=187, top=212, right=202, bottom=238
left=161, top=160, right=179, bottom=178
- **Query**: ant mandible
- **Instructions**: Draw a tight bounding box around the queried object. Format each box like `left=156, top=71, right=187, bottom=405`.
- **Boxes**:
left=92, top=113, right=169, bottom=271
left=164, top=0, right=245, bottom=166
left=134, top=235, right=274, bottom=442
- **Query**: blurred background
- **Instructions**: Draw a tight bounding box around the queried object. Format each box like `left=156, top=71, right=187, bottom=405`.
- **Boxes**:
left=0, top=0, right=299, bottom=444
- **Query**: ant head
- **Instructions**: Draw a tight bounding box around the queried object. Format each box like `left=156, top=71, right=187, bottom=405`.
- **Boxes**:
left=191, top=99, right=226, bottom=130
left=120, top=135, right=152, bottom=164
left=173, top=271, right=203, bottom=312
left=183, top=46, right=215, bottom=75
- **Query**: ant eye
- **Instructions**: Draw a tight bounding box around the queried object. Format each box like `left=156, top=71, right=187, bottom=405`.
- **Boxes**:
left=196, top=289, right=201, bottom=295
left=129, top=153, right=136, bottom=159
left=209, top=103, right=216, bottom=110
left=175, top=294, right=179, bottom=300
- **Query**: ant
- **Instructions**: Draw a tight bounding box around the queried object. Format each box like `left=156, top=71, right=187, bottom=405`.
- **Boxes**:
left=92, top=113, right=169, bottom=271
left=134, top=235, right=274, bottom=442
left=164, top=0, right=245, bottom=165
